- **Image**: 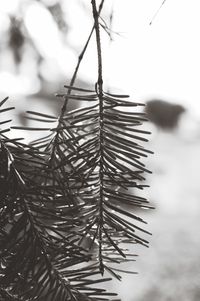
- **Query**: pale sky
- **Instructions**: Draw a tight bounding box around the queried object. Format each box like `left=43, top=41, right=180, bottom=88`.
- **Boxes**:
left=104, top=0, right=200, bottom=116
left=61, top=0, right=200, bottom=116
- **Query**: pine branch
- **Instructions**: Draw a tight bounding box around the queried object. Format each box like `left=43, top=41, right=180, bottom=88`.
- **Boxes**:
left=1, top=98, right=115, bottom=300
left=1, top=1, right=153, bottom=299
left=0, top=141, right=75, bottom=300
left=59, top=91, right=152, bottom=277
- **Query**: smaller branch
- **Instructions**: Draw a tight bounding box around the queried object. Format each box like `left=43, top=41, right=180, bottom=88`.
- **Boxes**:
left=48, top=0, right=105, bottom=165
left=61, top=0, right=105, bottom=117
left=149, top=0, right=167, bottom=25
left=2, top=143, right=75, bottom=300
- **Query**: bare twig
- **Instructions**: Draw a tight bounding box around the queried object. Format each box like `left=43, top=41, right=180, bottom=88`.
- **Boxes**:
left=149, top=0, right=167, bottom=25
left=61, top=0, right=105, bottom=117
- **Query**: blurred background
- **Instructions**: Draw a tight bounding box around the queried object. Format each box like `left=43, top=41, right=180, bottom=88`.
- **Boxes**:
left=0, top=0, right=200, bottom=300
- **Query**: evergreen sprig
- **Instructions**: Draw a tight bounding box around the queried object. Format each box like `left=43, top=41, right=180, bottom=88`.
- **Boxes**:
left=56, top=85, right=153, bottom=277
left=0, top=1, right=153, bottom=300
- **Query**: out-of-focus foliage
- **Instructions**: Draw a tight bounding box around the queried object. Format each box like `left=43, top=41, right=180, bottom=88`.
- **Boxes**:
left=1, top=0, right=69, bottom=66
